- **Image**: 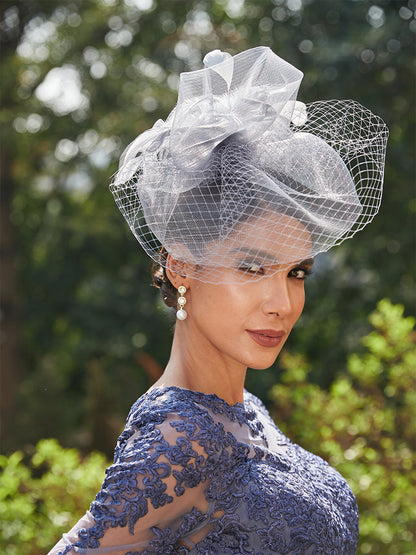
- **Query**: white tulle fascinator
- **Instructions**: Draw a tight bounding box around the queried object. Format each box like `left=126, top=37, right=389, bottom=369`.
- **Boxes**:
left=110, top=46, right=388, bottom=284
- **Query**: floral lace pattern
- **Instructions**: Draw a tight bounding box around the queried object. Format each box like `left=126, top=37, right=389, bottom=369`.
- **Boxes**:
left=52, top=387, right=358, bottom=554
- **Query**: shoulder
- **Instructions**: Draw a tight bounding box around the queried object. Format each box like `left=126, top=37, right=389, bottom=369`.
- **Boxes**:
left=244, top=389, right=268, bottom=411
left=92, top=389, right=215, bottom=514
left=114, top=387, right=230, bottom=463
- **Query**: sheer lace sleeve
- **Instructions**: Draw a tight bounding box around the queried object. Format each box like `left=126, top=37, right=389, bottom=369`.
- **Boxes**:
left=49, top=395, right=217, bottom=554
left=49, top=387, right=359, bottom=554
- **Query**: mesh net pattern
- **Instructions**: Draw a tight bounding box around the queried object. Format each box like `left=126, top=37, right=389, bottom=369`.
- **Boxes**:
left=110, top=48, right=388, bottom=284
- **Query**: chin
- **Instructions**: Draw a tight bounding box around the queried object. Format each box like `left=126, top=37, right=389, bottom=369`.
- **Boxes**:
left=248, top=362, right=275, bottom=371
left=235, top=347, right=282, bottom=371
left=245, top=355, right=280, bottom=371
left=249, top=350, right=283, bottom=370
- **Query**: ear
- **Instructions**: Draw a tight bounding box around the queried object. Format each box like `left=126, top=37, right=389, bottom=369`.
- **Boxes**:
left=165, top=254, right=191, bottom=289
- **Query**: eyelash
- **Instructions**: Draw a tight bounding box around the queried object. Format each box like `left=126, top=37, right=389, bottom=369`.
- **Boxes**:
left=238, top=263, right=312, bottom=280
left=238, top=262, right=265, bottom=275
left=288, top=266, right=312, bottom=280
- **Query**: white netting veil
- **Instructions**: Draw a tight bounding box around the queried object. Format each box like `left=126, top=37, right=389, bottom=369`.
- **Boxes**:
left=110, top=47, right=388, bottom=284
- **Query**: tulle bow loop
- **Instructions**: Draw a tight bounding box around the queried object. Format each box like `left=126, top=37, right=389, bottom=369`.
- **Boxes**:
left=115, top=119, right=171, bottom=185
left=169, top=93, right=276, bottom=171
left=170, top=87, right=302, bottom=171
left=169, top=47, right=303, bottom=171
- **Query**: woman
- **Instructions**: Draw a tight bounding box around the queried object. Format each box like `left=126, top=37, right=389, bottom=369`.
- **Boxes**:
left=50, top=47, right=388, bottom=554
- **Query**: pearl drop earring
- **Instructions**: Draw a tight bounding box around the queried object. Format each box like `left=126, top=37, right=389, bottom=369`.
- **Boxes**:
left=176, top=285, right=187, bottom=320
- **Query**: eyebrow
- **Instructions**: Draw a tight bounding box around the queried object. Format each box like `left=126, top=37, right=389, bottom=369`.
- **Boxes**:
left=299, top=258, right=314, bottom=267
left=232, top=247, right=278, bottom=263
left=233, top=248, right=314, bottom=267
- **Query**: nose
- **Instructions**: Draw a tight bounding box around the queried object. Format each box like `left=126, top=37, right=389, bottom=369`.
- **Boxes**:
left=261, top=274, right=294, bottom=318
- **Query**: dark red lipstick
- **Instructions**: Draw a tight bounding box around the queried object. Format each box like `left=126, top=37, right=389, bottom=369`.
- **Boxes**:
left=246, top=329, right=285, bottom=348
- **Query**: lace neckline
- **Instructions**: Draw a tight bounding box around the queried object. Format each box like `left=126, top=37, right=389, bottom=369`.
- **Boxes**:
left=142, top=386, right=263, bottom=433
left=147, top=385, right=247, bottom=410
left=134, top=385, right=267, bottom=444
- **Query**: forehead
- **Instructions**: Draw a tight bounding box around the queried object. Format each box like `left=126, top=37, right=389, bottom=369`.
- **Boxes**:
left=240, top=211, right=312, bottom=260
left=207, top=210, right=313, bottom=266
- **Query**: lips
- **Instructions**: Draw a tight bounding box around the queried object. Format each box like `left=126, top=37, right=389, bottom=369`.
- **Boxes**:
left=246, top=329, right=286, bottom=348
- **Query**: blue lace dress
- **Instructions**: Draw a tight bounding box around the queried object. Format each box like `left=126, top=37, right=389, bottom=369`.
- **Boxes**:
left=51, top=387, right=359, bottom=554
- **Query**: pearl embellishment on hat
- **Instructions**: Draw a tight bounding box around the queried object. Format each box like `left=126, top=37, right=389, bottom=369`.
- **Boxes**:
left=203, top=49, right=232, bottom=68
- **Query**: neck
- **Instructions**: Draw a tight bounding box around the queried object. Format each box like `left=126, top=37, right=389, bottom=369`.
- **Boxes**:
left=151, top=319, right=247, bottom=405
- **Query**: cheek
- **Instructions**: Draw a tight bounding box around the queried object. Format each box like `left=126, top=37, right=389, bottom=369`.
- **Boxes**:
left=190, top=285, right=247, bottom=331
left=291, top=285, right=306, bottom=322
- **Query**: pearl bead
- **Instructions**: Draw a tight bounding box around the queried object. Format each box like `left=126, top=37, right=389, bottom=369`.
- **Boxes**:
left=176, top=309, right=187, bottom=320
left=203, top=50, right=232, bottom=68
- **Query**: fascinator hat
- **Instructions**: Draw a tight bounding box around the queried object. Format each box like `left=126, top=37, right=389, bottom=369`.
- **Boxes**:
left=110, top=46, right=388, bottom=284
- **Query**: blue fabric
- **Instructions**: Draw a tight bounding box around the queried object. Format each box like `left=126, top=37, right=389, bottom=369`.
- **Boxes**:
left=56, top=387, right=358, bottom=554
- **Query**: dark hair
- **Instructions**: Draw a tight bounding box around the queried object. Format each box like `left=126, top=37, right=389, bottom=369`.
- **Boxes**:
left=152, top=247, right=178, bottom=308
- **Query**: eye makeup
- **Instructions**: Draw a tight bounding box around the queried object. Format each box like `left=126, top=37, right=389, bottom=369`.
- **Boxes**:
left=236, top=252, right=314, bottom=278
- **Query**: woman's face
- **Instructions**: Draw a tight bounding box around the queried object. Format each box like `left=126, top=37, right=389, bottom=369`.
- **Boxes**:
left=184, top=213, right=313, bottom=370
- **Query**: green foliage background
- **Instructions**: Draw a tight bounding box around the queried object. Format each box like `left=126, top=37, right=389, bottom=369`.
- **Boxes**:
left=0, top=0, right=415, bottom=553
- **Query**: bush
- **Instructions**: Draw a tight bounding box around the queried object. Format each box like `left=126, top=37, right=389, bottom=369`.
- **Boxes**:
left=0, top=439, right=108, bottom=554
left=270, top=299, right=416, bottom=554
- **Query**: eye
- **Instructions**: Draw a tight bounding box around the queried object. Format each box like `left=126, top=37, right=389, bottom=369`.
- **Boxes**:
left=289, top=267, right=312, bottom=280
left=238, top=262, right=265, bottom=275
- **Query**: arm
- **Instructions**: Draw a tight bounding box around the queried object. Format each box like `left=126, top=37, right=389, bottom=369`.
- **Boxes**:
left=48, top=415, right=213, bottom=554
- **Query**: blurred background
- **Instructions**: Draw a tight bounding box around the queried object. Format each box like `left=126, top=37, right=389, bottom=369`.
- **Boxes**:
left=0, top=0, right=415, bottom=553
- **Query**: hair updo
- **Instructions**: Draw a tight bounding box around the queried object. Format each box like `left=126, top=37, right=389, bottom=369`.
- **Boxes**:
left=152, top=247, right=178, bottom=308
